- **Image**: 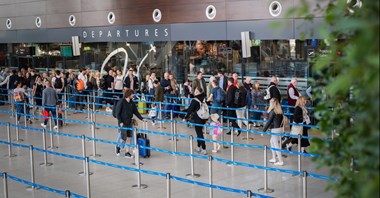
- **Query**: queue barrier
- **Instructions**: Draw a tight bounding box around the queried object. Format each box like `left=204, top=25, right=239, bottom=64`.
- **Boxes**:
left=0, top=139, right=272, bottom=198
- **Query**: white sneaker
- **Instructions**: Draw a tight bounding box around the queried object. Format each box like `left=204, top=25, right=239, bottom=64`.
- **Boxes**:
left=195, top=147, right=201, bottom=153
left=53, top=126, right=58, bottom=130
left=200, top=149, right=208, bottom=155
left=212, top=149, right=218, bottom=153
left=41, top=123, right=47, bottom=128
left=274, top=161, right=284, bottom=166
left=269, top=158, right=276, bottom=163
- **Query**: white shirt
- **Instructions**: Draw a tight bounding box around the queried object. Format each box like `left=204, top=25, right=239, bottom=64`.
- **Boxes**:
left=114, top=75, right=124, bottom=90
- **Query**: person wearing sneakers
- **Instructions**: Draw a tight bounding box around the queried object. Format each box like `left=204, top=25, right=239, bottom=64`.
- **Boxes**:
left=115, top=89, right=146, bottom=158
left=183, top=87, right=208, bottom=155
left=41, top=81, right=59, bottom=130
left=262, top=98, right=285, bottom=166
left=209, top=114, right=222, bottom=153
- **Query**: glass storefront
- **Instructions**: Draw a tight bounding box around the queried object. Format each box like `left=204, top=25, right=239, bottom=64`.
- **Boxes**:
left=1, top=39, right=318, bottom=83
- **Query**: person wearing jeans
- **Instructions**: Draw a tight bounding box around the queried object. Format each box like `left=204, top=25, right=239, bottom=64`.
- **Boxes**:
left=41, top=81, right=58, bottom=129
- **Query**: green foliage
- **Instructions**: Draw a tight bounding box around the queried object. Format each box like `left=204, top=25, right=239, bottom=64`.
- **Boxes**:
left=294, top=0, right=379, bottom=197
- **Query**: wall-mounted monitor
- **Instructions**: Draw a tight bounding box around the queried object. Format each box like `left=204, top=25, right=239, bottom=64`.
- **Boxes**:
left=60, top=45, right=73, bottom=57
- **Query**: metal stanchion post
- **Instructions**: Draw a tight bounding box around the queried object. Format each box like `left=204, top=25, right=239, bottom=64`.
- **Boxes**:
left=169, top=111, right=174, bottom=141
left=258, top=145, right=274, bottom=193
left=222, top=118, right=229, bottom=149
left=87, top=95, right=90, bottom=120
left=79, top=135, right=93, bottom=175
left=132, top=128, right=143, bottom=166
left=85, top=157, right=91, bottom=198
left=23, top=103, right=27, bottom=132
left=56, top=106, right=60, bottom=132
left=158, top=102, right=165, bottom=129
left=185, top=135, right=200, bottom=178
left=3, top=172, right=8, bottom=198
left=26, top=145, right=39, bottom=191
left=14, top=111, right=23, bottom=142
left=90, top=122, right=101, bottom=157
left=242, top=124, right=254, bottom=141
left=65, top=190, right=71, bottom=198
left=166, top=173, right=171, bottom=198
left=302, top=171, right=308, bottom=198
left=298, top=134, right=302, bottom=173
left=246, top=190, right=252, bottom=197
left=226, top=128, right=235, bottom=166
left=174, top=120, right=178, bottom=153
left=64, top=92, right=68, bottom=126
left=5, top=123, right=16, bottom=157
left=208, top=156, right=213, bottom=198
left=48, top=117, right=58, bottom=149
left=40, top=129, right=53, bottom=166
left=131, top=145, right=148, bottom=189
left=31, top=95, right=35, bottom=120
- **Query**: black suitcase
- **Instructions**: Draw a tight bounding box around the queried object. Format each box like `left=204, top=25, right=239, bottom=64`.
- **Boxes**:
left=137, top=133, right=151, bottom=158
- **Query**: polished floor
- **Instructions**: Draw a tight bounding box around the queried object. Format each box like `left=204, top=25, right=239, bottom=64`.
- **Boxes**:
left=0, top=105, right=335, bottom=198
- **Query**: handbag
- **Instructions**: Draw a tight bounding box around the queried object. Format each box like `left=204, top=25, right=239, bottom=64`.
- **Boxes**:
left=290, top=125, right=303, bottom=135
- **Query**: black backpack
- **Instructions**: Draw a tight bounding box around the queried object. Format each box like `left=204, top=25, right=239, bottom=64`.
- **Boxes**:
left=233, top=89, right=240, bottom=105
left=55, top=77, right=63, bottom=89
left=99, top=77, right=107, bottom=90
left=112, top=99, right=123, bottom=118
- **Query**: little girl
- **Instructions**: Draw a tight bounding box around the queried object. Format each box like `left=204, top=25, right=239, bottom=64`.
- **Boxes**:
left=149, top=103, right=157, bottom=125
left=209, top=114, right=222, bottom=153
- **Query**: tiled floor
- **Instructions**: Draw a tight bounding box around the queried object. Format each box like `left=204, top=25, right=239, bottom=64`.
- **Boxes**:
left=0, top=105, right=335, bottom=198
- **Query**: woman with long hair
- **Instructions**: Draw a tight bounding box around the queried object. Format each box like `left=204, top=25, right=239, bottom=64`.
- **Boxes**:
left=262, top=98, right=285, bottom=166
left=251, top=80, right=265, bottom=127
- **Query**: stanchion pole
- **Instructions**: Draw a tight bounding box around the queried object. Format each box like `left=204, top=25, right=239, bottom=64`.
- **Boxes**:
left=87, top=95, right=90, bottom=120
left=227, top=127, right=235, bottom=166
left=158, top=102, right=164, bottom=129
left=56, top=106, right=60, bottom=132
left=64, top=92, right=68, bottom=126
left=258, top=145, right=274, bottom=193
left=298, top=134, right=302, bottom=173
left=2, top=172, right=8, bottom=198
left=26, top=145, right=39, bottom=191
left=246, top=190, right=252, bottom=197
left=169, top=112, right=174, bottom=141
left=31, top=95, right=35, bottom=120
left=302, top=171, right=308, bottom=198
left=166, top=173, right=171, bottom=198
left=48, top=116, right=58, bottom=149
left=65, top=190, right=71, bottom=198
left=14, top=111, right=23, bottom=142
left=242, top=124, right=254, bottom=141
left=79, top=135, right=93, bottom=175
left=85, top=157, right=91, bottom=198
left=208, top=155, right=213, bottom=198
left=90, top=122, right=101, bottom=157
left=5, top=123, right=16, bottom=157
left=132, top=128, right=143, bottom=166
left=131, top=145, right=148, bottom=189
left=174, top=120, right=178, bottom=153
left=40, top=129, right=53, bottom=166
left=23, top=103, right=28, bottom=132
left=222, top=117, right=229, bottom=149
left=185, top=135, right=200, bottom=178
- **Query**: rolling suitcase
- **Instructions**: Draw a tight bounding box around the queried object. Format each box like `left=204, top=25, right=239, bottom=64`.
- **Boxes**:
left=137, top=133, right=150, bottom=158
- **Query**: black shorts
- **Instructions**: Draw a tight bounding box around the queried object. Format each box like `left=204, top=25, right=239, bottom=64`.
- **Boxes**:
left=120, top=123, right=133, bottom=141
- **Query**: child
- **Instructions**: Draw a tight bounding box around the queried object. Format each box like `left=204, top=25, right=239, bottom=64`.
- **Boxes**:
left=209, top=113, right=222, bottom=153
left=149, top=103, right=157, bottom=125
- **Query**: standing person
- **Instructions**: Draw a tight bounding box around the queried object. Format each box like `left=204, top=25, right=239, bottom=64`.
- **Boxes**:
left=183, top=87, right=208, bottom=155
left=191, top=71, right=207, bottom=98
left=207, top=79, right=224, bottom=116
left=160, top=72, right=172, bottom=118
left=115, top=89, right=146, bottom=158
left=123, top=68, right=138, bottom=93
left=267, top=76, right=281, bottom=102
left=41, top=81, right=59, bottom=130
left=147, top=72, right=157, bottom=101
left=251, top=80, right=265, bottom=127
left=32, top=75, right=44, bottom=114
left=153, top=80, right=164, bottom=122
left=104, top=70, right=115, bottom=112
left=235, top=82, right=248, bottom=129
left=113, top=69, right=124, bottom=95
left=217, top=70, right=228, bottom=92
left=77, top=69, right=88, bottom=111
left=206, top=76, right=216, bottom=99
left=287, top=77, right=301, bottom=127
left=183, top=79, right=192, bottom=106
left=262, top=98, right=285, bottom=166
left=52, top=70, right=65, bottom=103
left=285, top=96, right=311, bottom=153
left=209, top=113, right=222, bottom=153
left=225, top=78, right=241, bottom=136
left=13, top=82, right=31, bottom=124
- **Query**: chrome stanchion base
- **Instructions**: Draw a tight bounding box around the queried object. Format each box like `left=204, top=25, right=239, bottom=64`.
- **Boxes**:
left=257, top=188, right=274, bottom=193
left=167, top=138, right=179, bottom=141
left=78, top=171, right=93, bottom=176
left=89, top=154, right=101, bottom=158
left=241, top=137, right=254, bottom=141
left=26, top=186, right=39, bottom=191
left=185, top=173, right=200, bottom=178
left=4, top=154, right=17, bottom=157
left=39, top=162, right=53, bottom=166
left=131, top=184, right=148, bottom=189
left=226, top=162, right=235, bottom=167
left=132, top=162, right=144, bottom=166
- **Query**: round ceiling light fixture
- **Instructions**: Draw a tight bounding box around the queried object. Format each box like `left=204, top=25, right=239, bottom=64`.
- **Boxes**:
left=35, top=17, right=42, bottom=28
left=269, top=1, right=282, bottom=17
left=6, top=19, right=12, bottom=29
left=108, top=12, right=115, bottom=24
left=152, top=9, right=162, bottom=22
left=205, top=5, right=216, bottom=20
left=69, top=15, right=76, bottom=26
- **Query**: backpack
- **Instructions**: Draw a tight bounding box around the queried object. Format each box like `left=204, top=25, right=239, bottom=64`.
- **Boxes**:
left=215, top=87, right=225, bottom=103
left=212, top=122, right=223, bottom=135
left=54, top=77, right=63, bottom=89
left=112, top=99, right=123, bottom=118
left=264, top=85, right=274, bottom=100
left=194, top=98, right=210, bottom=119
left=76, top=79, right=85, bottom=91
left=99, top=77, right=107, bottom=90
left=233, top=89, right=240, bottom=105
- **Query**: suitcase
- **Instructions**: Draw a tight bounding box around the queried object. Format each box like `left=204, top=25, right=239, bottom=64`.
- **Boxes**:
left=138, top=102, right=147, bottom=114
left=137, top=133, right=150, bottom=158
